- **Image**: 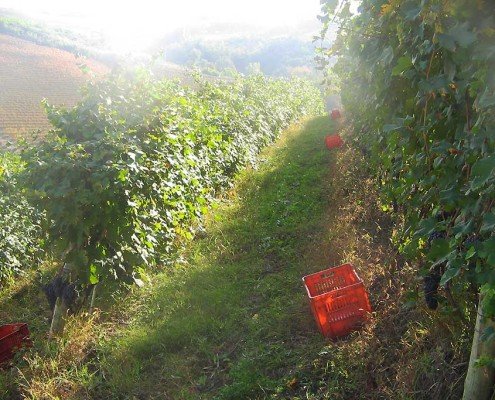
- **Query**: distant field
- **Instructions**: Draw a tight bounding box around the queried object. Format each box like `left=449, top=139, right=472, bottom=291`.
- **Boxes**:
left=0, top=34, right=109, bottom=142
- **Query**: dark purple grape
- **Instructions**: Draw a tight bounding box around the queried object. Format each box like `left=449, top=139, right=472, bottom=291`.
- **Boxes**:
left=463, top=234, right=480, bottom=248
left=424, top=272, right=441, bottom=310
left=428, top=231, right=446, bottom=246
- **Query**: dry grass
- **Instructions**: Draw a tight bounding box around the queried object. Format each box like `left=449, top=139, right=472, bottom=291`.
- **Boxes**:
left=16, top=312, right=101, bottom=400
left=285, top=124, right=471, bottom=399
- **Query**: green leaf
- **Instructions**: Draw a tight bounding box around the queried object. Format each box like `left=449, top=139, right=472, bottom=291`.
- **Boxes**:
left=401, top=4, right=421, bottom=21
left=117, top=169, right=128, bottom=182
left=391, top=56, right=413, bottom=76
left=416, top=217, right=437, bottom=236
left=477, top=88, right=495, bottom=109
left=470, top=156, right=495, bottom=190
left=481, top=213, right=495, bottom=233
left=427, top=238, right=450, bottom=262
left=466, top=246, right=476, bottom=260
left=440, top=266, right=460, bottom=286
left=449, top=23, right=477, bottom=48
left=89, top=264, right=99, bottom=284
left=480, top=237, right=495, bottom=266
left=437, top=34, right=456, bottom=51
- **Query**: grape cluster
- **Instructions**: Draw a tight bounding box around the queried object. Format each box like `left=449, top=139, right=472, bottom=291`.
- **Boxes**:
left=43, top=276, right=93, bottom=314
left=427, top=231, right=446, bottom=246
left=423, top=271, right=441, bottom=310
left=463, top=234, right=480, bottom=248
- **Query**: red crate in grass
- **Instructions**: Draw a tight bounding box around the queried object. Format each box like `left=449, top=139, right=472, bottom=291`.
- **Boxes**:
left=325, top=134, right=344, bottom=150
left=0, top=323, right=32, bottom=364
left=331, top=109, right=342, bottom=120
left=303, top=263, right=371, bottom=339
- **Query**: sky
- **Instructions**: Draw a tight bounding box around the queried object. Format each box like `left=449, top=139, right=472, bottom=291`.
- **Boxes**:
left=0, top=0, right=322, bottom=52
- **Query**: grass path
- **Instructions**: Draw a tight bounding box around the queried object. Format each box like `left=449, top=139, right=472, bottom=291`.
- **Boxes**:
left=84, top=115, right=470, bottom=400
left=94, top=116, right=341, bottom=399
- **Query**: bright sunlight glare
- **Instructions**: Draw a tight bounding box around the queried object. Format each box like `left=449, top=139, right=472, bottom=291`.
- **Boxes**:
left=0, top=0, right=322, bottom=53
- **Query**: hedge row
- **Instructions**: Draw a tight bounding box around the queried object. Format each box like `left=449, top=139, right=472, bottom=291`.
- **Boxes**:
left=0, top=153, right=43, bottom=283
left=18, top=72, right=323, bottom=285
left=319, top=0, right=495, bottom=315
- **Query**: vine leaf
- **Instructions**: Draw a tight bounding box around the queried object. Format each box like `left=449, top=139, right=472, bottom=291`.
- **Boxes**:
left=416, top=217, right=437, bottom=236
left=466, top=246, right=476, bottom=260
left=440, top=267, right=460, bottom=286
left=476, top=88, right=495, bottom=109
left=438, top=23, right=477, bottom=51
left=391, top=56, right=413, bottom=76
left=427, top=238, right=450, bottom=262
left=481, top=213, right=495, bottom=233
left=89, top=264, right=99, bottom=284
left=437, top=33, right=456, bottom=51
left=470, top=155, right=495, bottom=190
left=400, top=4, right=421, bottom=21
left=449, top=23, right=477, bottom=47
left=480, top=237, right=495, bottom=266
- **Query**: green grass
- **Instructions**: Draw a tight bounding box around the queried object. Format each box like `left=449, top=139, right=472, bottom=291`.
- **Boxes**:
left=88, top=116, right=338, bottom=399
left=1, top=116, right=471, bottom=399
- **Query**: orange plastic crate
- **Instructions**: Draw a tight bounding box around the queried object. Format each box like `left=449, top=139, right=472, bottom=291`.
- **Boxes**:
left=324, top=134, right=344, bottom=150
left=303, top=263, right=371, bottom=339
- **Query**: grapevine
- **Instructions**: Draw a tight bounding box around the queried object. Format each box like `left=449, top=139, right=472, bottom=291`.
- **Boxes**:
left=0, top=152, right=43, bottom=284
left=318, top=0, right=495, bottom=395
left=20, top=71, right=323, bottom=290
left=318, top=0, right=495, bottom=316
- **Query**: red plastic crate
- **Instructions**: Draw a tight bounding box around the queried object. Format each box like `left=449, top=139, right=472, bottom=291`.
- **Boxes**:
left=0, top=323, right=32, bottom=364
left=303, top=263, right=371, bottom=339
left=331, top=109, right=342, bottom=120
left=325, top=134, right=344, bottom=150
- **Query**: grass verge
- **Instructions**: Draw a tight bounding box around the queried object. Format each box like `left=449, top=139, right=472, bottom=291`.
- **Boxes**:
left=91, top=116, right=340, bottom=399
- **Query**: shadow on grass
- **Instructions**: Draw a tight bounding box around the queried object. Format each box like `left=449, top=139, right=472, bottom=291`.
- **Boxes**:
left=90, top=116, right=339, bottom=399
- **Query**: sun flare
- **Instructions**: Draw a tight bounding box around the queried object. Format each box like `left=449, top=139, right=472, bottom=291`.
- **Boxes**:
left=1, top=0, right=321, bottom=52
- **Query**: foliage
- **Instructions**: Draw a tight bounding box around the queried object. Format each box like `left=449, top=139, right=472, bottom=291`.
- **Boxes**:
left=2, top=116, right=468, bottom=399
left=21, top=71, right=323, bottom=286
left=162, top=35, right=319, bottom=78
left=0, top=152, right=43, bottom=283
left=318, top=0, right=495, bottom=314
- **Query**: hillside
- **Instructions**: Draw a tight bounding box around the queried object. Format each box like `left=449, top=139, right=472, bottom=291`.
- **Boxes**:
left=0, top=34, right=109, bottom=143
left=154, top=21, right=325, bottom=77
left=0, top=6, right=328, bottom=80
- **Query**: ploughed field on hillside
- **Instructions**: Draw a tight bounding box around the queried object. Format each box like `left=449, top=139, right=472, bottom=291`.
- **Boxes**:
left=0, top=34, right=108, bottom=143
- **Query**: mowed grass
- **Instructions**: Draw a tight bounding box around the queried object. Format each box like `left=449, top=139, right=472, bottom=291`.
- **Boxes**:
left=88, top=116, right=338, bottom=399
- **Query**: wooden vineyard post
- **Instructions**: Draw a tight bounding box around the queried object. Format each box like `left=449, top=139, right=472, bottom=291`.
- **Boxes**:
left=49, top=297, right=68, bottom=338
left=89, top=284, right=97, bottom=314
left=48, top=263, right=71, bottom=338
left=462, top=296, right=495, bottom=400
